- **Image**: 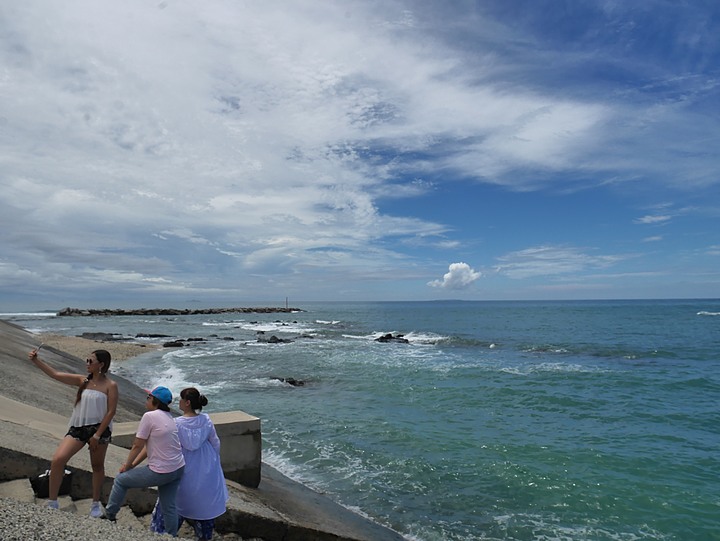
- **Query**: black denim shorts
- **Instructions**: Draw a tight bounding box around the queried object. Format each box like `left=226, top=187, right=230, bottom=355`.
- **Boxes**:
left=66, top=423, right=112, bottom=444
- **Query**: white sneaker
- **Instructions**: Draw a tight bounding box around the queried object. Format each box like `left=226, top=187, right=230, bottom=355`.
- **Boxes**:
left=47, top=500, right=59, bottom=510
left=89, top=501, right=104, bottom=518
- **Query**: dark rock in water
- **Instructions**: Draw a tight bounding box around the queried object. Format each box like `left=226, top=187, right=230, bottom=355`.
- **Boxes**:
left=162, top=340, right=185, bottom=348
left=186, top=337, right=206, bottom=342
left=223, top=336, right=235, bottom=341
left=256, top=332, right=293, bottom=344
left=375, top=333, right=409, bottom=344
left=273, top=377, right=305, bottom=387
left=77, top=332, right=126, bottom=341
left=136, top=333, right=172, bottom=338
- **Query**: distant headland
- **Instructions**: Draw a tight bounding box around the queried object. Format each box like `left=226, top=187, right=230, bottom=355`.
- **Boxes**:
left=56, top=306, right=304, bottom=316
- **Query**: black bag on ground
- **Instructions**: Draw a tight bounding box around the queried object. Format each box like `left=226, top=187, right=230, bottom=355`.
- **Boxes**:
left=30, top=469, right=72, bottom=498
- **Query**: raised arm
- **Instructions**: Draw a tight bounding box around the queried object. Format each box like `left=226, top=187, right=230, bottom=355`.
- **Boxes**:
left=28, top=349, right=86, bottom=387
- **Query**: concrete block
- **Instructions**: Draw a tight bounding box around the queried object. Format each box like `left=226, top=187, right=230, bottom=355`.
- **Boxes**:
left=212, top=411, right=262, bottom=488
left=0, top=479, right=35, bottom=503
left=109, top=421, right=138, bottom=449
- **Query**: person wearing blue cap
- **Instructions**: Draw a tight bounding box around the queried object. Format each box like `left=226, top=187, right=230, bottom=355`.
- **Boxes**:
left=102, top=386, right=185, bottom=536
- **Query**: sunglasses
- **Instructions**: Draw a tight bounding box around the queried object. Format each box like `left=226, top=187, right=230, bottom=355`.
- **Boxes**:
left=146, top=394, right=154, bottom=400
left=86, top=358, right=96, bottom=364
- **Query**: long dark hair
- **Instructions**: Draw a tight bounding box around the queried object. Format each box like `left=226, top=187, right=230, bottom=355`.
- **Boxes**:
left=181, top=387, right=209, bottom=411
left=75, top=349, right=111, bottom=405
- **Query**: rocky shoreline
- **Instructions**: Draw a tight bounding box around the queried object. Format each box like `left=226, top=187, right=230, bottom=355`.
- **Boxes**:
left=0, top=320, right=407, bottom=541
left=57, top=307, right=303, bottom=316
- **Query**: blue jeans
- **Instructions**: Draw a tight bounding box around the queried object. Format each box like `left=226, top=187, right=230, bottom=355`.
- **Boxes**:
left=105, top=465, right=185, bottom=536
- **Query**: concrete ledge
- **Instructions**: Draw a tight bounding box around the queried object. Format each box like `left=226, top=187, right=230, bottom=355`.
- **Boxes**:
left=0, top=479, right=36, bottom=503
left=213, top=411, right=262, bottom=488
left=0, top=414, right=157, bottom=515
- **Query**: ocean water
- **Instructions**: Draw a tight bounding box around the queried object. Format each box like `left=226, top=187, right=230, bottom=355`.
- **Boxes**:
left=5, top=299, right=720, bottom=541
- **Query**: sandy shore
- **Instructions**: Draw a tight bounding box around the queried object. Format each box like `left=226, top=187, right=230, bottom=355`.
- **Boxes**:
left=36, top=333, right=160, bottom=362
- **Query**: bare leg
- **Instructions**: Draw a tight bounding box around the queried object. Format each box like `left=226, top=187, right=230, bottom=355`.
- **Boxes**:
left=89, top=442, right=109, bottom=501
left=49, top=436, right=85, bottom=499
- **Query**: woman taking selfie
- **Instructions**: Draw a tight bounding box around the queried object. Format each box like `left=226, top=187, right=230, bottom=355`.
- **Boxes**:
left=28, top=346, right=118, bottom=518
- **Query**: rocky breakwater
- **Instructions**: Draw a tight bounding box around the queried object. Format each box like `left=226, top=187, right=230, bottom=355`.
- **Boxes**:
left=57, top=306, right=303, bottom=316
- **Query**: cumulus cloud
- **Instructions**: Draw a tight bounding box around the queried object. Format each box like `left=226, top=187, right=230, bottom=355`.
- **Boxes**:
left=428, top=262, right=481, bottom=289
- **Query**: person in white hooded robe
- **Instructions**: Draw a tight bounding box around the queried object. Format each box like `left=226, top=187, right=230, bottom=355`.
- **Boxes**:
left=151, top=387, right=228, bottom=540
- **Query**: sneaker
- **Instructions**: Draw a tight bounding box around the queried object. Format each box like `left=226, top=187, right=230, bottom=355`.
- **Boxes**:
left=99, top=511, right=116, bottom=523
left=90, top=501, right=104, bottom=518
left=47, top=500, right=59, bottom=510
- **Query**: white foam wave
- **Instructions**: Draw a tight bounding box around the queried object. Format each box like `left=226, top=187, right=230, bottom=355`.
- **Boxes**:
left=315, top=319, right=341, bottom=325
left=342, top=333, right=374, bottom=341
left=25, top=327, right=49, bottom=334
left=236, top=321, right=316, bottom=334
left=402, top=331, right=448, bottom=345
left=341, top=331, right=447, bottom=345
left=494, top=512, right=671, bottom=541
left=201, top=320, right=244, bottom=327
left=523, top=345, right=570, bottom=354
left=148, top=364, right=191, bottom=394
left=0, top=312, right=57, bottom=317
left=161, top=347, right=214, bottom=360
left=697, top=311, right=720, bottom=316
left=500, top=362, right=604, bottom=375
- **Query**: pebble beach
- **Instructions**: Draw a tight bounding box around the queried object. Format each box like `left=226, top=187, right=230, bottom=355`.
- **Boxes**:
left=0, top=498, right=194, bottom=541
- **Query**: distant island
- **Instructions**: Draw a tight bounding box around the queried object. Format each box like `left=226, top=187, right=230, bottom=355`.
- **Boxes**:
left=57, top=306, right=304, bottom=316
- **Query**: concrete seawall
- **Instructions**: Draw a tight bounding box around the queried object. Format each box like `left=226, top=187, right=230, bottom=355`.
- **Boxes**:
left=0, top=319, right=406, bottom=541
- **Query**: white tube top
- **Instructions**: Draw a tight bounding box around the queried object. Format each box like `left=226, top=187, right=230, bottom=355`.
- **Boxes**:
left=68, top=389, right=112, bottom=429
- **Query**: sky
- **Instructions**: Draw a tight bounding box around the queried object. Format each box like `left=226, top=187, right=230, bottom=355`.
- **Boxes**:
left=1, top=1, right=719, bottom=310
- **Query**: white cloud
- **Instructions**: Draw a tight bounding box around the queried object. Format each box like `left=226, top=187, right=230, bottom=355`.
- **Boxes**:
left=634, top=215, right=672, bottom=225
left=495, top=246, right=624, bottom=280
left=1, top=1, right=718, bottom=305
left=428, top=262, right=481, bottom=289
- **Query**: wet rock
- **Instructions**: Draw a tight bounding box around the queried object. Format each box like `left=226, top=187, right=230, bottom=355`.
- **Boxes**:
left=375, top=333, right=409, bottom=344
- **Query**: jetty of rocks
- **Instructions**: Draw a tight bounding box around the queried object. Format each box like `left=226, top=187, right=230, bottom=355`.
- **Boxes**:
left=57, top=307, right=303, bottom=317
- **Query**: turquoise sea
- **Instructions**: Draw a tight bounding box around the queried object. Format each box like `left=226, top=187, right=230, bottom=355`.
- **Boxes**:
left=4, top=299, right=720, bottom=541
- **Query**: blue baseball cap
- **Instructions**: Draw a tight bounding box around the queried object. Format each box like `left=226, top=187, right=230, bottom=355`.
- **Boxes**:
left=150, top=386, right=172, bottom=405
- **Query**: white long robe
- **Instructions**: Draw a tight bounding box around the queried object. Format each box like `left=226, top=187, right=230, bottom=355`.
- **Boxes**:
left=175, top=413, right=229, bottom=520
